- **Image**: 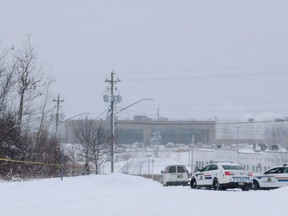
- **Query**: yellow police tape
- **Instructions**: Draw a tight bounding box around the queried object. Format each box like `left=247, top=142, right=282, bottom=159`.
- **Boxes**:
left=0, top=158, right=62, bottom=167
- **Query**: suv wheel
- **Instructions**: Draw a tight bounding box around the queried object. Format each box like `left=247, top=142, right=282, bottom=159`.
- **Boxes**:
left=252, top=180, right=260, bottom=190
left=213, top=178, right=220, bottom=190
left=190, top=178, right=197, bottom=189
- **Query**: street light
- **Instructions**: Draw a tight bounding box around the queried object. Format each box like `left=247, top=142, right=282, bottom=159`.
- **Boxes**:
left=145, top=154, right=152, bottom=178
left=151, top=159, right=154, bottom=180
left=110, top=98, right=154, bottom=173
left=189, top=135, right=195, bottom=173
left=114, top=98, right=154, bottom=115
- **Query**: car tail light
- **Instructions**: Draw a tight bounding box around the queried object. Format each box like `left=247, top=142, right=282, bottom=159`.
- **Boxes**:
left=225, top=171, right=234, bottom=176
left=248, top=172, right=253, bottom=176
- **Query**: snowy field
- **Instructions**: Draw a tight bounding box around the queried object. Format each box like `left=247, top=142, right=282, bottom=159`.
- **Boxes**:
left=0, top=173, right=287, bottom=216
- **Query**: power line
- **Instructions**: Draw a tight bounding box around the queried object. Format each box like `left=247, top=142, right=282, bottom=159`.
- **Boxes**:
left=121, top=71, right=288, bottom=82
left=117, top=119, right=288, bottom=126
left=118, top=64, right=288, bottom=75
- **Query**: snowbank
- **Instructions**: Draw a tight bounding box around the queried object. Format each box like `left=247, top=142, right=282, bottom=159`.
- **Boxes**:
left=0, top=174, right=287, bottom=216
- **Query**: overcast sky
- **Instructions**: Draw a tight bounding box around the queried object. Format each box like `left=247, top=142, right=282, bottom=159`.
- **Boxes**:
left=1, top=0, right=288, bottom=122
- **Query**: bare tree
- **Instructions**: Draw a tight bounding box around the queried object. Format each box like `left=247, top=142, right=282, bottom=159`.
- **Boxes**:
left=75, top=119, right=110, bottom=174
left=14, top=36, right=42, bottom=128
left=88, top=125, right=109, bottom=174
left=0, top=38, right=63, bottom=180
left=65, top=144, right=83, bottom=176
left=75, top=118, right=92, bottom=174
left=35, top=77, right=54, bottom=146
left=0, top=52, right=14, bottom=115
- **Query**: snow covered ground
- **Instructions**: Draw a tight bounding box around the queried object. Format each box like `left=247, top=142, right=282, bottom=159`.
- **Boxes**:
left=1, top=173, right=287, bottom=216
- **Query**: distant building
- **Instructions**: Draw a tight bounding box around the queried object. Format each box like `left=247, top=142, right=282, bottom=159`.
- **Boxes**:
left=63, top=115, right=216, bottom=146
left=194, top=148, right=288, bottom=174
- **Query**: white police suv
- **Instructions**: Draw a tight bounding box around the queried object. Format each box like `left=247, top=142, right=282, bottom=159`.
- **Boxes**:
left=190, top=162, right=253, bottom=191
left=253, top=164, right=288, bottom=190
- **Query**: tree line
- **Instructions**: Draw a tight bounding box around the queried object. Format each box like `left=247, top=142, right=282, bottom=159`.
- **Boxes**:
left=0, top=37, right=63, bottom=180
left=0, top=37, right=113, bottom=180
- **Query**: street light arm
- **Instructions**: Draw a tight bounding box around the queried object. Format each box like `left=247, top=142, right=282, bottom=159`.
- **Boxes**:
left=114, top=98, right=153, bottom=115
left=57, top=112, right=91, bottom=125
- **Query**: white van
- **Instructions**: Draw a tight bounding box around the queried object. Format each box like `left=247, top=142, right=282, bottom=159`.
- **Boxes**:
left=161, top=165, right=189, bottom=186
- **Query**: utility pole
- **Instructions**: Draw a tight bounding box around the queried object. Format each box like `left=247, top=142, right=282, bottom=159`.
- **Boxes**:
left=156, top=106, right=160, bottom=158
left=191, top=135, right=195, bottom=173
left=146, top=154, right=152, bottom=177
left=53, top=94, right=64, bottom=180
left=53, top=95, right=64, bottom=138
left=105, top=71, right=121, bottom=173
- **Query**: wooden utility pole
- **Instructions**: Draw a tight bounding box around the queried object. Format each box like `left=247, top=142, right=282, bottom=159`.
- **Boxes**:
left=105, top=71, right=120, bottom=173
left=53, top=94, right=64, bottom=180
left=53, top=95, right=64, bottom=138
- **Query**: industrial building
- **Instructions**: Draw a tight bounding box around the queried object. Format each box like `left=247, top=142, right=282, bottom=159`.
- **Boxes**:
left=63, top=115, right=216, bottom=146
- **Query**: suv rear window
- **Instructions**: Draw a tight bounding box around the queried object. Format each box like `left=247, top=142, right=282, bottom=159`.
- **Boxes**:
left=177, top=166, right=186, bottom=173
left=168, top=166, right=176, bottom=173
left=222, top=165, right=244, bottom=170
